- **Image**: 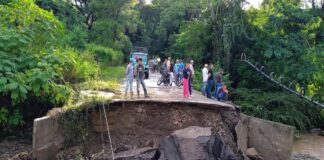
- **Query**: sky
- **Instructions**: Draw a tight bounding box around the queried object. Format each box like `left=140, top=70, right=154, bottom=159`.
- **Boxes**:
left=144, top=0, right=263, bottom=8
left=245, top=0, right=263, bottom=8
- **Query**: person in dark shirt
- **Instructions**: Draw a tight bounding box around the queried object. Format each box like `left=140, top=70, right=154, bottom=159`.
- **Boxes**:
left=182, top=64, right=190, bottom=98
left=169, top=61, right=174, bottom=86
left=214, top=69, right=224, bottom=99
left=135, top=58, right=149, bottom=98
left=206, top=64, right=214, bottom=98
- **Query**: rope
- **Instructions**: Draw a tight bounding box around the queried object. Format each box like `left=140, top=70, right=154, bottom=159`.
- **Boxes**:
left=99, top=104, right=105, bottom=156
left=241, top=53, right=324, bottom=108
left=102, top=104, right=115, bottom=159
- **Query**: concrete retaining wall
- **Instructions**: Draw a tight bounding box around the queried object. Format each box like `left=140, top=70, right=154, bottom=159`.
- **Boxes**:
left=33, top=116, right=64, bottom=160
left=236, top=114, right=295, bottom=160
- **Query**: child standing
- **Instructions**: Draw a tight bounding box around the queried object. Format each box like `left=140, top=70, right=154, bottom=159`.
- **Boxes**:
left=182, top=64, right=190, bottom=98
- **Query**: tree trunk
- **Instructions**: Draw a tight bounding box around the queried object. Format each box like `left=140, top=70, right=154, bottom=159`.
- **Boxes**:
left=209, top=0, right=217, bottom=63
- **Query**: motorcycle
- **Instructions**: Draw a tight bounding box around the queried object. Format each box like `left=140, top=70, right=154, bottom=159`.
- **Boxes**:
left=175, top=72, right=183, bottom=87
left=157, top=71, right=171, bottom=86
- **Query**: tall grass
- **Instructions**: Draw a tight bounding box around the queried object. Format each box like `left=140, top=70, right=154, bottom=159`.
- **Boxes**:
left=99, top=66, right=125, bottom=81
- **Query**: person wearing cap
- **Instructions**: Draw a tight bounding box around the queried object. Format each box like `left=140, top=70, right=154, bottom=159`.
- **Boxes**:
left=201, top=64, right=209, bottom=96
left=125, top=58, right=134, bottom=98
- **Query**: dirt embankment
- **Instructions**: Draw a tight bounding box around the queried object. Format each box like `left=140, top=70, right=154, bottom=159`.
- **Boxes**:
left=59, top=101, right=240, bottom=159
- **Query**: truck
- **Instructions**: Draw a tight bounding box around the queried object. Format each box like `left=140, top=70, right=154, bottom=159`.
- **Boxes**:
left=130, top=47, right=149, bottom=79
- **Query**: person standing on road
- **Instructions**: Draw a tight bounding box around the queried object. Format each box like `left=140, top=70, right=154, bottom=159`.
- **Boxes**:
left=125, top=58, right=134, bottom=98
left=135, top=58, right=149, bottom=98
left=206, top=64, right=214, bottom=98
left=188, top=60, right=195, bottom=97
left=214, top=68, right=224, bottom=99
left=167, top=57, right=171, bottom=72
left=174, top=60, right=180, bottom=83
left=179, top=60, right=184, bottom=73
left=201, top=64, right=208, bottom=96
left=162, top=59, right=168, bottom=73
left=169, top=60, right=174, bottom=86
left=182, top=64, right=190, bottom=98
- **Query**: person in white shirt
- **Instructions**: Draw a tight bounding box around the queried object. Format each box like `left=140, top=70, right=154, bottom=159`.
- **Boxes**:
left=167, top=57, right=171, bottom=71
left=201, top=64, right=208, bottom=96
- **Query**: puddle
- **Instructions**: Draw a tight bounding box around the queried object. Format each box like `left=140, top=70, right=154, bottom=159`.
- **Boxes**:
left=292, top=133, right=324, bottom=159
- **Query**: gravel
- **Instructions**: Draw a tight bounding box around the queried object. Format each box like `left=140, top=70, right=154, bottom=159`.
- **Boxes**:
left=293, top=154, right=320, bottom=160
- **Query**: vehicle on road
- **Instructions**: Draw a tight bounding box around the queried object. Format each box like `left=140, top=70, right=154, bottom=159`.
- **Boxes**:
left=130, top=47, right=149, bottom=79
left=175, top=72, right=183, bottom=87
left=157, top=71, right=171, bottom=86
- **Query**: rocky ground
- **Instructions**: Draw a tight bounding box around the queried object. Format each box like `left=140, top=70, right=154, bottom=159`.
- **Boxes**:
left=292, top=153, right=320, bottom=160
left=0, top=139, right=32, bottom=160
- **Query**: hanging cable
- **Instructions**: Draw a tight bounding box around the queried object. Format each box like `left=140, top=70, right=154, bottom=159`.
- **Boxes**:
left=102, top=104, right=115, bottom=160
left=99, top=105, right=105, bottom=157
left=241, top=53, right=324, bottom=108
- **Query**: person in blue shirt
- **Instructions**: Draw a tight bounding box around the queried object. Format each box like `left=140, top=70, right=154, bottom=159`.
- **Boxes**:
left=125, top=58, right=134, bottom=98
left=179, top=60, right=184, bottom=72
left=174, top=60, right=180, bottom=82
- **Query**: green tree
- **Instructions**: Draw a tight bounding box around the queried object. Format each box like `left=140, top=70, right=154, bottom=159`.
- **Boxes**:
left=0, top=0, right=74, bottom=134
left=89, top=0, right=140, bottom=55
left=36, top=0, right=88, bottom=49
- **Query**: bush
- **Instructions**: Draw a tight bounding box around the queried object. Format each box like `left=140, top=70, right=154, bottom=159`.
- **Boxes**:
left=229, top=88, right=324, bottom=131
left=80, top=80, right=120, bottom=93
left=100, top=66, right=125, bottom=81
left=53, top=48, right=99, bottom=83
left=86, top=44, right=123, bottom=66
left=0, top=0, right=74, bottom=135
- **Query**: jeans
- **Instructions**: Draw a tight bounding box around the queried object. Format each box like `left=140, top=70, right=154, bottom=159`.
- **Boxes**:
left=201, top=81, right=207, bottom=95
left=214, top=83, right=222, bottom=98
left=207, top=80, right=214, bottom=98
left=125, top=79, right=133, bottom=93
left=137, top=78, right=147, bottom=96
left=170, top=72, right=174, bottom=84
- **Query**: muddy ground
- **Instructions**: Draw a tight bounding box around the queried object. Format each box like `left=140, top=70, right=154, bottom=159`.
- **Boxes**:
left=0, top=139, right=32, bottom=159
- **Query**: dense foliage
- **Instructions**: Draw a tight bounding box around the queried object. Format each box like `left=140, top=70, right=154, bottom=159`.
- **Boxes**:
left=0, top=0, right=73, bottom=134
left=1, top=0, right=323, bottom=135
left=131, top=0, right=324, bottom=131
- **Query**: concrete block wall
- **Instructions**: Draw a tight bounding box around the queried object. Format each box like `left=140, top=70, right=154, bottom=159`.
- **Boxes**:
left=33, top=116, right=64, bottom=160
left=236, top=114, right=295, bottom=160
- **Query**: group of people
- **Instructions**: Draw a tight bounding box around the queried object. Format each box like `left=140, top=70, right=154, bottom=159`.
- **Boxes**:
left=124, top=57, right=149, bottom=98
left=161, top=57, right=195, bottom=98
left=124, top=56, right=227, bottom=101
left=179, top=61, right=228, bottom=100
left=201, top=64, right=228, bottom=100
left=181, top=60, right=195, bottom=98
left=161, top=57, right=189, bottom=86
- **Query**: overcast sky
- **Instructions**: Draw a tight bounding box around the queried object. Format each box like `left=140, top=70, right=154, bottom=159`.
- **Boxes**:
left=144, top=0, right=263, bottom=8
